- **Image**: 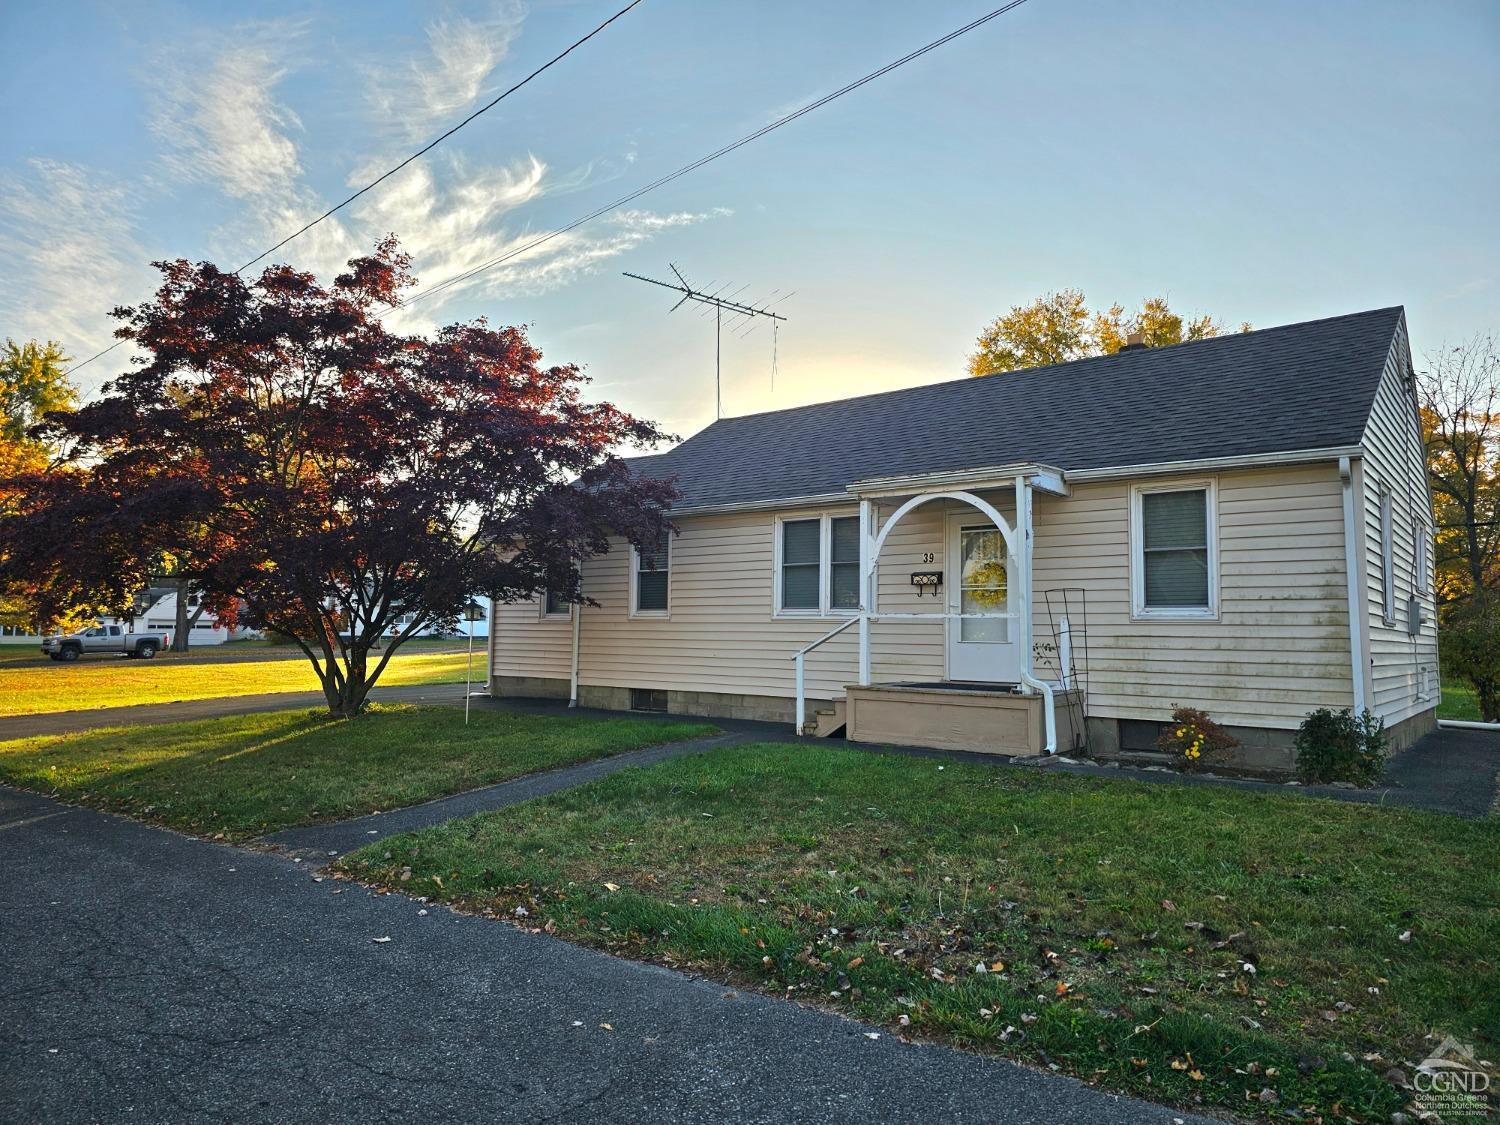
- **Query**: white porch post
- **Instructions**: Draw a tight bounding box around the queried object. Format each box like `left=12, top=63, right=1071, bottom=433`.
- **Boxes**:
left=568, top=580, right=582, bottom=708
left=1015, top=474, right=1034, bottom=692
left=858, top=497, right=872, bottom=686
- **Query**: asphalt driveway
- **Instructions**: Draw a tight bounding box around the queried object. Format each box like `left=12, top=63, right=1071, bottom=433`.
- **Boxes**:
left=0, top=785, right=1211, bottom=1125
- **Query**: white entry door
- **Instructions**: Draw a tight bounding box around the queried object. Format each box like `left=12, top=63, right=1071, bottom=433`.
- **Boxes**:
left=946, top=520, right=1020, bottom=683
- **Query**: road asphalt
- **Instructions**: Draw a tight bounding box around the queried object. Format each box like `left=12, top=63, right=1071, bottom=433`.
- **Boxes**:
left=0, top=784, right=1215, bottom=1125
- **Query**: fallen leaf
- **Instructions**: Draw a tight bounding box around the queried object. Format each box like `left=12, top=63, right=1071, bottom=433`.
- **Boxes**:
left=603, top=882, right=620, bottom=893
left=600, top=1023, right=613, bottom=1031
left=1161, top=900, right=1177, bottom=912
left=372, top=936, right=392, bottom=944
left=1188, top=1070, right=1205, bottom=1081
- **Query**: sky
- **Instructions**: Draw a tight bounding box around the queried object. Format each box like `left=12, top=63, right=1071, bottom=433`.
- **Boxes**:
left=1, top=0, right=1497, bottom=444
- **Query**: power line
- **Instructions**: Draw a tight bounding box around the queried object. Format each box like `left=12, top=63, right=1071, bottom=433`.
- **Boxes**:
left=59, top=0, right=649, bottom=380
left=394, top=0, right=1034, bottom=311
left=234, top=0, right=647, bottom=276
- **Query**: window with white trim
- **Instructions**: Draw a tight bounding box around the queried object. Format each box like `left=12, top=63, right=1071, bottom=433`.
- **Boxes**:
left=630, top=532, right=670, bottom=617
left=542, top=588, right=570, bottom=618
left=1414, top=518, right=1430, bottom=598
left=775, top=514, right=860, bottom=616
left=1131, top=482, right=1217, bottom=617
left=1379, top=488, right=1395, bottom=623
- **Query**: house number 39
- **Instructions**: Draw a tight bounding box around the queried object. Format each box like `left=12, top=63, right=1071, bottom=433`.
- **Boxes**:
left=922, top=552, right=935, bottom=563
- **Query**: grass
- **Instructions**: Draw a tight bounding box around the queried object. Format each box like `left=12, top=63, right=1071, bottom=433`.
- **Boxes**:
left=0, top=646, right=485, bottom=717
left=340, top=742, right=1500, bottom=1122
left=0, top=705, right=714, bottom=840
left=1438, top=675, right=1484, bottom=722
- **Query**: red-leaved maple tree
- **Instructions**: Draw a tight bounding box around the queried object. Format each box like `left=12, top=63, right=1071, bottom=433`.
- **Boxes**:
left=0, top=238, right=675, bottom=716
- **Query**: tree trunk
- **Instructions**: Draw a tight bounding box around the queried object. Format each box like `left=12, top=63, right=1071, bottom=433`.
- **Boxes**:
left=1480, top=681, right=1499, bottom=724
left=317, top=646, right=374, bottom=718
left=171, top=575, right=191, bottom=652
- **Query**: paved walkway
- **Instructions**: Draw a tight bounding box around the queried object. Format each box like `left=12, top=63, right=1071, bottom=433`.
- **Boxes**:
left=0, top=785, right=1211, bottom=1125
left=261, top=729, right=745, bottom=860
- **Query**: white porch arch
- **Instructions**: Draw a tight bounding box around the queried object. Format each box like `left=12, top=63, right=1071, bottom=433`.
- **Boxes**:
left=790, top=472, right=1060, bottom=752
left=867, top=489, right=1017, bottom=564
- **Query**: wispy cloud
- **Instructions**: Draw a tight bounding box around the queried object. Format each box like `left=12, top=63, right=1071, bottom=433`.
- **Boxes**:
left=0, top=4, right=721, bottom=375
left=150, top=22, right=307, bottom=202
left=0, top=159, right=149, bottom=377
left=366, top=3, right=525, bottom=143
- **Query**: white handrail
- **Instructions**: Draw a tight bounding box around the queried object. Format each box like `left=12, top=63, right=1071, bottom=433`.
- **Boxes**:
left=791, top=616, right=860, bottom=732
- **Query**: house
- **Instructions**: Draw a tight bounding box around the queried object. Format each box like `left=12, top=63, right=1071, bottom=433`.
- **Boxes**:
left=135, top=590, right=263, bottom=646
left=488, top=307, right=1438, bottom=774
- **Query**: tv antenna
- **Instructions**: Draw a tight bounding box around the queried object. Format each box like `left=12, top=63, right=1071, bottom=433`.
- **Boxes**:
left=623, top=263, right=789, bottom=419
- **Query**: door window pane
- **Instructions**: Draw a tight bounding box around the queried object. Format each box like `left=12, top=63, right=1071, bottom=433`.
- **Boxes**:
left=959, top=527, right=1008, bottom=642
left=1141, top=489, right=1209, bottom=608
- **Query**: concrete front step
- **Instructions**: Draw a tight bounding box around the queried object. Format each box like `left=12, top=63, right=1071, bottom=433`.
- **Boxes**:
left=844, top=682, right=1083, bottom=756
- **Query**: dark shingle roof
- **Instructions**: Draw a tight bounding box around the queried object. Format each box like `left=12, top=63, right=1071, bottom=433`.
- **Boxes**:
left=628, top=306, right=1404, bottom=510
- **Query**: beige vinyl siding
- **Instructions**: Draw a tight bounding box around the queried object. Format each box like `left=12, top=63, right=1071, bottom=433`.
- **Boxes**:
left=1031, top=465, right=1354, bottom=729
left=1358, top=321, right=1439, bottom=726
left=490, top=595, right=574, bottom=681
left=492, top=465, right=1356, bottom=729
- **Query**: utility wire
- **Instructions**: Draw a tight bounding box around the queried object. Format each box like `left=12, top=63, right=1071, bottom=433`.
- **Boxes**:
left=395, top=0, right=1033, bottom=310
left=234, top=0, right=646, bottom=275
left=59, top=0, right=648, bottom=379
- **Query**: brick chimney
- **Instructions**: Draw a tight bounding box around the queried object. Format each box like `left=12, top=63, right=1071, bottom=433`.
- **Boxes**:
left=1119, top=331, right=1147, bottom=352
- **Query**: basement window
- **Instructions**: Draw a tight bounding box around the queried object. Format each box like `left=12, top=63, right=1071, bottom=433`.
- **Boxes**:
left=629, top=687, right=668, bottom=712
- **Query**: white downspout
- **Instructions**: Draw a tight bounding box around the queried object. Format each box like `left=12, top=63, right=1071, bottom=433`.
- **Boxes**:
left=568, top=585, right=582, bottom=709
left=1013, top=474, right=1056, bottom=753
left=1339, top=456, right=1369, bottom=716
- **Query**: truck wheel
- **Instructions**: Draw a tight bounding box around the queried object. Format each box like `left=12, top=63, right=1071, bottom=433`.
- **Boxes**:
left=136, top=642, right=158, bottom=659
left=59, top=646, right=80, bottom=662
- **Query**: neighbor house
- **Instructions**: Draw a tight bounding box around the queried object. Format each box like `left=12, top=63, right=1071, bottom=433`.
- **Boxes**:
left=489, top=307, right=1437, bottom=774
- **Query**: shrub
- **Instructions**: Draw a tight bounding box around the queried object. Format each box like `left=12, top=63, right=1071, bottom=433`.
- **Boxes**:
left=1442, top=594, right=1499, bottom=722
left=1294, top=708, right=1388, bottom=786
left=1156, top=706, right=1239, bottom=771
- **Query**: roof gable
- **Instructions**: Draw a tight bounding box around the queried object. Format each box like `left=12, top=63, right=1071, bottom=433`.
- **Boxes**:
left=629, top=306, right=1404, bottom=510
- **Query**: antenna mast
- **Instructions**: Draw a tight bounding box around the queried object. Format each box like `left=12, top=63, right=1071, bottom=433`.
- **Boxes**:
left=623, top=263, right=788, bottom=419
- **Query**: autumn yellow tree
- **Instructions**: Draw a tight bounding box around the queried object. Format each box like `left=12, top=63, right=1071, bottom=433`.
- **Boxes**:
left=967, top=291, right=1246, bottom=376
left=0, top=339, right=81, bottom=633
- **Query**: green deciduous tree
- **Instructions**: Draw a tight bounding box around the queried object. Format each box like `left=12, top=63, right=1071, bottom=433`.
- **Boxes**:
left=966, top=290, right=1246, bottom=377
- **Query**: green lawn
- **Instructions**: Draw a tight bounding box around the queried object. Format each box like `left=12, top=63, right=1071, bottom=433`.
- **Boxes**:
left=1438, top=675, right=1484, bottom=722
left=0, top=646, right=484, bottom=717
left=341, top=742, right=1499, bottom=1122
left=0, top=705, right=714, bottom=840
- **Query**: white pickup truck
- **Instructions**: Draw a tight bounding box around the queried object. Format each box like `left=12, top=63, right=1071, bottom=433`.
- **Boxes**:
left=41, top=624, right=170, bottom=662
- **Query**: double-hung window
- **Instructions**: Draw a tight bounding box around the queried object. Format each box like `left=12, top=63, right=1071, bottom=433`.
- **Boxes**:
left=631, top=532, right=671, bottom=617
left=1379, top=488, right=1396, bottom=623
left=776, top=514, right=861, bottom=616
left=1131, top=482, right=1217, bottom=618
left=542, top=588, right=570, bottom=618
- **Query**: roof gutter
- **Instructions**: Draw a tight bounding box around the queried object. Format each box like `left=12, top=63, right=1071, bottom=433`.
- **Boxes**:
left=1064, top=445, right=1364, bottom=482
left=657, top=446, right=1365, bottom=519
